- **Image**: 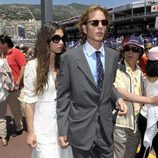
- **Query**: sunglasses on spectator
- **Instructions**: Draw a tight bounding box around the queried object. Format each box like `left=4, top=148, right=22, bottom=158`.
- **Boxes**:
left=124, top=45, right=141, bottom=53
left=86, top=19, right=108, bottom=27
left=51, top=35, right=65, bottom=43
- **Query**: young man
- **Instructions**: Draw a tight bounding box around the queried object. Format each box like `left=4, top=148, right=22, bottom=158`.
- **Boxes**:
left=57, top=5, right=127, bottom=158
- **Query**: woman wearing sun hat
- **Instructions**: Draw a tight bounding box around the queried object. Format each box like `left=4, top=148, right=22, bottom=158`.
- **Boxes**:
left=113, top=37, right=158, bottom=158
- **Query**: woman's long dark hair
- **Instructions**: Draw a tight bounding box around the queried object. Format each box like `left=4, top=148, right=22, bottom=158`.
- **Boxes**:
left=34, top=22, right=65, bottom=95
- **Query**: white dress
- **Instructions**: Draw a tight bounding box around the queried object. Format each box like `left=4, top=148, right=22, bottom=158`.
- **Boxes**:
left=143, top=79, right=158, bottom=148
left=23, top=59, right=73, bottom=158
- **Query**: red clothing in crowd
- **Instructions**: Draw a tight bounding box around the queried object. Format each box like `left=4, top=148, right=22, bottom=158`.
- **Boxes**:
left=139, top=53, right=148, bottom=75
left=5, top=47, right=26, bottom=85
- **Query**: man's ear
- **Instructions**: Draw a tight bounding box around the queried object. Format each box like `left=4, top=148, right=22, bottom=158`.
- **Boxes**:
left=82, top=24, right=87, bottom=35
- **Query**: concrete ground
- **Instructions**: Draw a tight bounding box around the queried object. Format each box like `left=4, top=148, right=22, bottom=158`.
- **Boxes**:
left=0, top=108, right=31, bottom=158
left=0, top=107, right=156, bottom=158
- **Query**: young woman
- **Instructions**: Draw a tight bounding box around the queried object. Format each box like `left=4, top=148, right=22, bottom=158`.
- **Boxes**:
left=24, top=22, right=73, bottom=158
left=136, top=46, right=158, bottom=158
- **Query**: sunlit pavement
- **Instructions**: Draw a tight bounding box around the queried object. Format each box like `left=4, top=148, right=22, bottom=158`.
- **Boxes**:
left=0, top=107, right=31, bottom=158
left=1, top=107, right=156, bottom=158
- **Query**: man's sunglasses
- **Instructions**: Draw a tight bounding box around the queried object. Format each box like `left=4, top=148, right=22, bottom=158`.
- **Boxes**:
left=124, top=45, right=141, bottom=53
left=51, top=35, right=65, bottom=43
left=86, top=19, right=108, bottom=27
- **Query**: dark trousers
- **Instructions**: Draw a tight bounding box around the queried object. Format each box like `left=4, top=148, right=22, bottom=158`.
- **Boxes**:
left=71, top=117, right=113, bottom=158
left=135, top=114, right=158, bottom=158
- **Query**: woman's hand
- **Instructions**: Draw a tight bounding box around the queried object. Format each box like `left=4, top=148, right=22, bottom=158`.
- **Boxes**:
left=116, top=98, right=128, bottom=116
left=26, top=132, right=36, bottom=148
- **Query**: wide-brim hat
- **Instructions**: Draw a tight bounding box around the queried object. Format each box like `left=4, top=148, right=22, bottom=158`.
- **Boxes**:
left=124, top=36, right=144, bottom=49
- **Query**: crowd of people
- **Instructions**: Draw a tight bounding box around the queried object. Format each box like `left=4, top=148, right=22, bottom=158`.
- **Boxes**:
left=0, top=4, right=158, bottom=158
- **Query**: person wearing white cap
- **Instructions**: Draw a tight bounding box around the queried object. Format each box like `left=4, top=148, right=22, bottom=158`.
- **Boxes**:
left=113, top=37, right=158, bottom=158
left=136, top=46, right=158, bottom=158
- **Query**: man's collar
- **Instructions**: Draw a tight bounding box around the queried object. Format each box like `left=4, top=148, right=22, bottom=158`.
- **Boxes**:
left=84, top=41, right=105, bottom=56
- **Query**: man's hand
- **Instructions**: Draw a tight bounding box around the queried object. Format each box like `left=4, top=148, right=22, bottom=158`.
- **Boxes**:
left=116, top=98, right=128, bottom=116
left=58, top=136, right=69, bottom=148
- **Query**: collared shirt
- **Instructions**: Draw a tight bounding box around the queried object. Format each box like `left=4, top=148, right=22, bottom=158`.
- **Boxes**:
left=114, top=60, right=143, bottom=131
left=114, top=61, right=142, bottom=113
left=83, top=41, right=105, bottom=84
left=124, top=61, right=142, bottom=114
left=6, top=47, right=26, bottom=83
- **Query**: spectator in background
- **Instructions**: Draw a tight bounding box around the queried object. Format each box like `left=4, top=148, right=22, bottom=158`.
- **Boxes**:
left=0, top=50, right=14, bottom=146
left=25, top=48, right=34, bottom=61
left=139, top=43, right=153, bottom=76
left=144, top=43, right=153, bottom=56
left=0, top=35, right=26, bottom=137
left=15, top=45, right=34, bottom=61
